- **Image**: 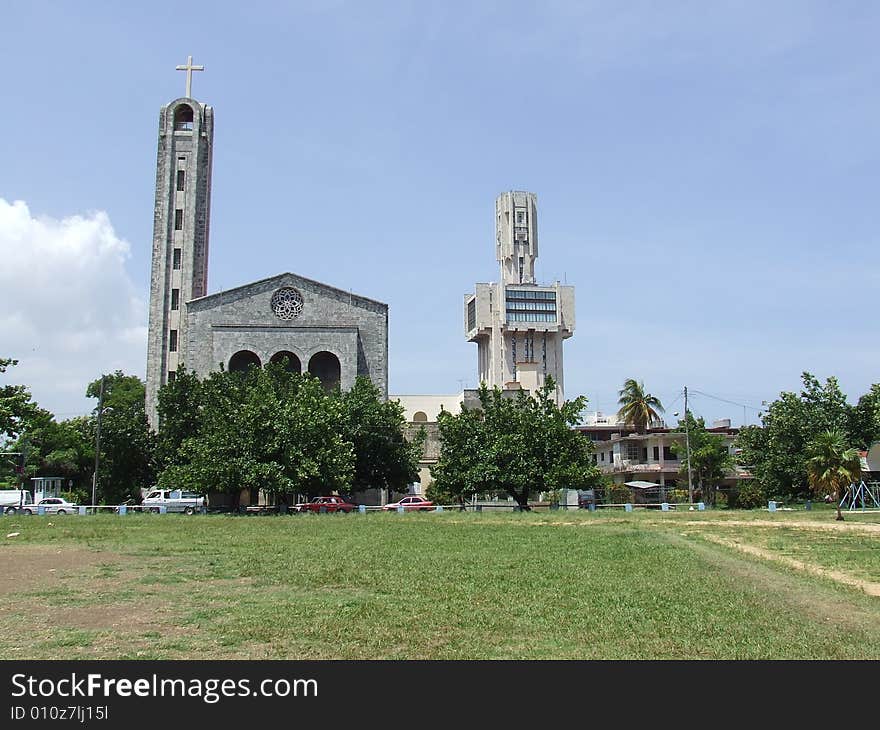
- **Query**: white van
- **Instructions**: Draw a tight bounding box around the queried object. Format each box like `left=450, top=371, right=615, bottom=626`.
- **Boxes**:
left=0, top=490, right=34, bottom=514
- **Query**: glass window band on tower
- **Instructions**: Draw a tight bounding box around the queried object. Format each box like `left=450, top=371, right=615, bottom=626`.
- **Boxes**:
left=505, top=288, right=556, bottom=323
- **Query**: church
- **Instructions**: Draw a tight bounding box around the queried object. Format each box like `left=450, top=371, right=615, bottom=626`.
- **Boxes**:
left=144, top=58, right=577, bottom=501
left=144, top=59, right=388, bottom=430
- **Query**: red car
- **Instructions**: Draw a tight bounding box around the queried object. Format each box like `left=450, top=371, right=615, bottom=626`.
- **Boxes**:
left=293, top=496, right=356, bottom=514
left=383, top=496, right=435, bottom=512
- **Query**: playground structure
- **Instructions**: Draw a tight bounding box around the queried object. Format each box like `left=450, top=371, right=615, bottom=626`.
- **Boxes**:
left=839, top=481, right=880, bottom=511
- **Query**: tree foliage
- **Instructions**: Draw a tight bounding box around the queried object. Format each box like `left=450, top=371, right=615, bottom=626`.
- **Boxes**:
left=3, top=370, right=155, bottom=502
left=3, top=409, right=94, bottom=492
left=86, top=373, right=155, bottom=504
left=431, top=379, right=602, bottom=509
left=616, top=378, right=664, bottom=432
left=670, top=413, right=734, bottom=505
left=736, top=372, right=864, bottom=501
left=155, top=368, right=202, bottom=469
left=87, top=371, right=146, bottom=412
left=336, top=377, right=422, bottom=494
left=0, top=357, right=39, bottom=443
left=156, top=367, right=415, bottom=508
left=848, top=384, right=880, bottom=450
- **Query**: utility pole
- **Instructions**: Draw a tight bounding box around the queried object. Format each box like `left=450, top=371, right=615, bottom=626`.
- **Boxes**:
left=91, top=376, right=106, bottom=510
left=684, top=386, right=694, bottom=503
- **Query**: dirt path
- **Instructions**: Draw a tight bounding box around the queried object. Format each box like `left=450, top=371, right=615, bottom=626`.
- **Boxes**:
left=700, top=533, right=880, bottom=597
left=684, top=519, right=880, bottom=534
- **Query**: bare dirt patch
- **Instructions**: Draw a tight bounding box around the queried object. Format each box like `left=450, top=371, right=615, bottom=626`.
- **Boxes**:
left=0, top=545, right=126, bottom=596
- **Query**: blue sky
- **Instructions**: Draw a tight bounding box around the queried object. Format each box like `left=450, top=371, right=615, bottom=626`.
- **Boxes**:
left=1, top=1, right=877, bottom=425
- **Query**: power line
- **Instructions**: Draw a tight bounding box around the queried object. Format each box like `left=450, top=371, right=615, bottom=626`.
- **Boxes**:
left=664, top=391, right=684, bottom=414
left=688, top=389, right=762, bottom=413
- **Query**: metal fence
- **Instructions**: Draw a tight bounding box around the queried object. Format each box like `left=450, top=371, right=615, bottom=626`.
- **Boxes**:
left=2, top=501, right=709, bottom=517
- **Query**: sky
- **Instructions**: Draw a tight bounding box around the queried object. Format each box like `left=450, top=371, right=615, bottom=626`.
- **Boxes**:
left=1, top=0, right=878, bottom=426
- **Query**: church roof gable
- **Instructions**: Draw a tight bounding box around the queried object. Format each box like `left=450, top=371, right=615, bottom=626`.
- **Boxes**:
left=186, top=272, right=387, bottom=313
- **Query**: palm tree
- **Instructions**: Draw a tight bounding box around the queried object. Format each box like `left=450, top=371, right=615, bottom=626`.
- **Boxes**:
left=616, top=379, right=664, bottom=433
left=806, top=430, right=860, bottom=522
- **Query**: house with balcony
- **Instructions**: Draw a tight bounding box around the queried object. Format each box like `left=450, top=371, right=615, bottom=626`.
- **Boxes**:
left=576, top=413, right=749, bottom=502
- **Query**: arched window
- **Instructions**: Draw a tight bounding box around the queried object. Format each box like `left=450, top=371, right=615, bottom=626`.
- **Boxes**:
left=174, top=104, right=194, bottom=131
left=308, top=351, right=341, bottom=392
left=269, top=351, right=302, bottom=373
left=228, top=350, right=261, bottom=373
left=412, top=411, right=428, bottom=423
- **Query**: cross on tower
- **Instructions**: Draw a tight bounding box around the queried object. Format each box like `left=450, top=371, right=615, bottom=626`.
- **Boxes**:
left=175, top=55, right=204, bottom=98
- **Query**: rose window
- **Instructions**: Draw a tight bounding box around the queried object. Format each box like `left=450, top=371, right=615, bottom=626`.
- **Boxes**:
left=271, top=287, right=304, bottom=320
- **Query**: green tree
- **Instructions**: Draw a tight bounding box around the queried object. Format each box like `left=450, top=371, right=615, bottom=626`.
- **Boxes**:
left=0, top=357, right=39, bottom=443
left=737, top=372, right=854, bottom=501
left=431, top=378, right=602, bottom=510
left=87, top=371, right=147, bottom=412
left=671, top=413, right=734, bottom=506
left=155, top=367, right=203, bottom=468
left=848, top=384, right=880, bottom=449
left=616, top=378, right=664, bottom=433
left=430, top=404, right=492, bottom=510
left=806, top=430, right=860, bottom=521
left=10, top=412, right=94, bottom=486
left=158, top=365, right=354, bottom=510
left=337, top=377, right=423, bottom=496
left=86, top=373, right=156, bottom=503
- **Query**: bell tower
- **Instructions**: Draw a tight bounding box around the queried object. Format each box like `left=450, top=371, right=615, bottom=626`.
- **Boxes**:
left=145, top=56, right=214, bottom=429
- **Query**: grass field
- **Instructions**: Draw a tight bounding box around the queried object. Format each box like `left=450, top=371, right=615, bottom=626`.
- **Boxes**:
left=1, top=507, right=878, bottom=659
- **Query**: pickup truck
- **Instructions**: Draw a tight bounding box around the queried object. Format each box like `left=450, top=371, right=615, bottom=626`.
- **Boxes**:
left=0, top=489, right=34, bottom=514
left=142, top=489, right=206, bottom=515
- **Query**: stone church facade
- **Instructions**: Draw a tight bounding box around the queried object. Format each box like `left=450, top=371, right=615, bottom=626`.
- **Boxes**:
left=182, top=273, right=388, bottom=397
left=145, top=66, right=387, bottom=430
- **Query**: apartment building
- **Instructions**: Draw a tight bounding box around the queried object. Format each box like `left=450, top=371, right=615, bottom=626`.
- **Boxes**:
left=576, top=413, right=749, bottom=500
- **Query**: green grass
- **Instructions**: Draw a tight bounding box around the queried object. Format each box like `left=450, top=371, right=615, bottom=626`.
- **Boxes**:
left=0, top=510, right=878, bottom=659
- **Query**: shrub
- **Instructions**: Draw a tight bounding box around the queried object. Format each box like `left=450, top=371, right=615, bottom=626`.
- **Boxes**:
left=729, top=482, right=765, bottom=510
left=61, top=489, right=90, bottom=505
left=426, top=481, right=457, bottom=506
left=667, top=489, right=689, bottom=504
left=605, top=484, right=632, bottom=504
left=543, top=488, right=565, bottom=505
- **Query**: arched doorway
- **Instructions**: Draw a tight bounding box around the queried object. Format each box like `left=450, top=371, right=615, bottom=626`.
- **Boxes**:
left=308, top=351, right=341, bottom=392
left=228, top=350, right=261, bottom=373
left=269, top=351, right=302, bottom=373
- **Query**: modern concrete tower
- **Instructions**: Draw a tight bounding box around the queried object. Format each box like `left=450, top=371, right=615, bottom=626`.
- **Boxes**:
left=465, top=191, right=575, bottom=404
left=145, top=57, right=213, bottom=429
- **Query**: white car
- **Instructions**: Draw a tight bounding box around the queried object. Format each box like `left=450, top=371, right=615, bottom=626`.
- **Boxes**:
left=23, top=497, right=77, bottom=515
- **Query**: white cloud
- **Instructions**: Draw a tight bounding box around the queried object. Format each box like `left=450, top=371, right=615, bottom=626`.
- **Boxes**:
left=0, top=199, right=146, bottom=418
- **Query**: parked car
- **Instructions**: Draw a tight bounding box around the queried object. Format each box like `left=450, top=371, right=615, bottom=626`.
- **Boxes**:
left=293, top=496, right=356, bottom=514
left=577, top=489, right=598, bottom=509
left=0, top=489, right=34, bottom=514
left=142, top=489, right=206, bottom=514
left=23, top=497, right=77, bottom=515
left=383, top=496, right=435, bottom=512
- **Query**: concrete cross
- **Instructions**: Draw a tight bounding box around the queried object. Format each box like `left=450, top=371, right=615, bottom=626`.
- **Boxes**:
left=176, top=55, right=204, bottom=98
